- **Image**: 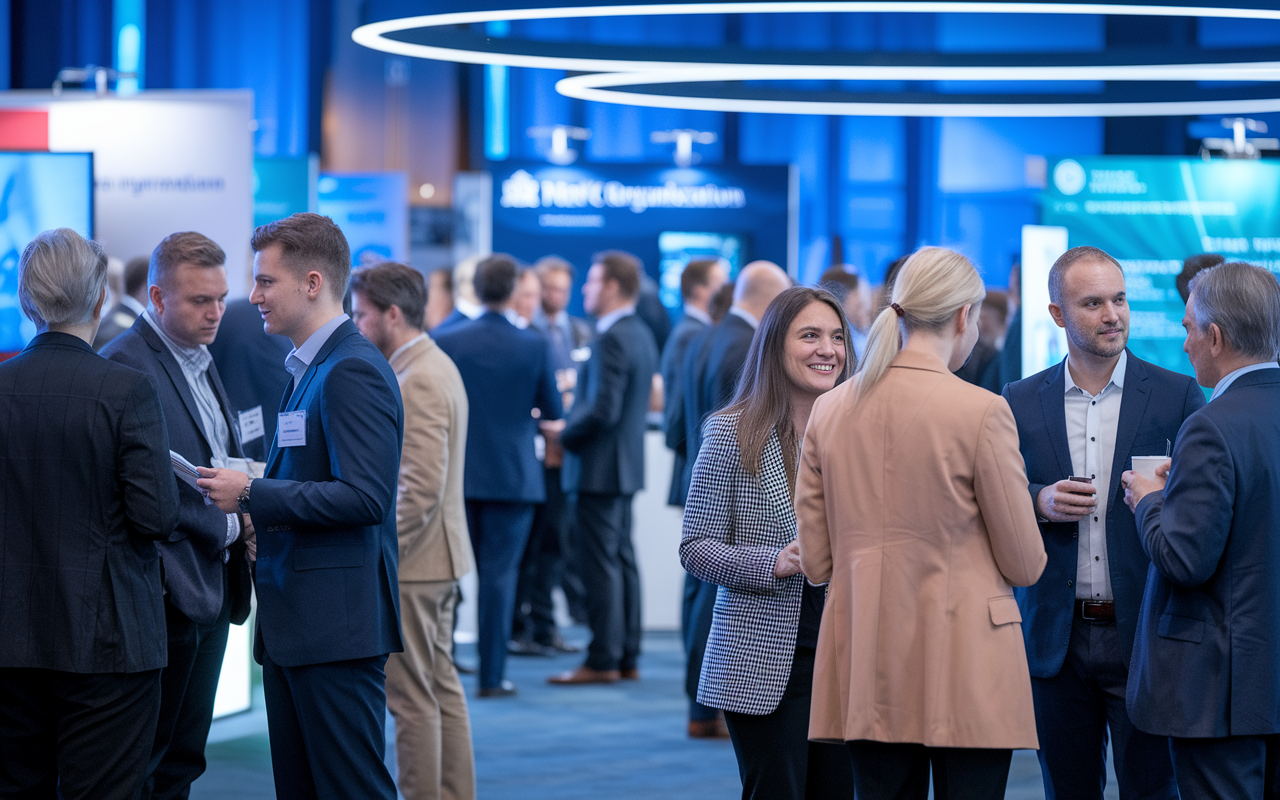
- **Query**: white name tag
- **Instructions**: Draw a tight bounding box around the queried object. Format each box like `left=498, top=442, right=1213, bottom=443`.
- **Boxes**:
left=238, top=405, right=265, bottom=443
left=277, top=410, right=307, bottom=447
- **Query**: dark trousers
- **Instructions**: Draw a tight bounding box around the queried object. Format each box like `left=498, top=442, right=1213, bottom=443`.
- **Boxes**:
left=682, top=572, right=719, bottom=721
left=260, top=649, right=396, bottom=800
left=141, top=592, right=233, bottom=800
left=577, top=491, right=641, bottom=672
left=0, top=666, right=161, bottom=800
left=1170, top=734, right=1280, bottom=799
left=847, top=740, right=1012, bottom=800
left=1032, top=615, right=1177, bottom=800
left=513, top=467, right=570, bottom=643
left=466, top=499, right=535, bottom=688
left=723, top=647, right=856, bottom=799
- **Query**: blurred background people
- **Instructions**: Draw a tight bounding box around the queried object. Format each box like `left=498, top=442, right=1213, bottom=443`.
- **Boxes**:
left=550, top=251, right=658, bottom=686
left=797, top=247, right=1047, bottom=800
left=425, top=268, right=455, bottom=332
left=0, top=228, right=179, bottom=800
left=351, top=262, right=477, bottom=800
left=508, top=266, right=540, bottom=328
left=681, top=286, right=857, bottom=797
left=1176, top=252, right=1225, bottom=304
left=1122, top=261, right=1280, bottom=799
left=1005, top=246, right=1201, bottom=800
left=100, top=231, right=254, bottom=800
left=953, top=288, right=1006, bottom=391
left=436, top=253, right=562, bottom=697
left=94, top=254, right=150, bottom=350
left=434, top=255, right=482, bottom=335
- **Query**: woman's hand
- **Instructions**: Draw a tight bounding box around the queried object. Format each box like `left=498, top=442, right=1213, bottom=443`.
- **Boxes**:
left=773, top=540, right=803, bottom=578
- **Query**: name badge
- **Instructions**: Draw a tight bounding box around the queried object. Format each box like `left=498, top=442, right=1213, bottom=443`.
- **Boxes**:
left=277, top=410, right=307, bottom=447
left=238, top=405, right=265, bottom=443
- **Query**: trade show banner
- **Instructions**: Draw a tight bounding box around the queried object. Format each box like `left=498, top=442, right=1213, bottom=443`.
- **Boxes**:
left=491, top=162, right=792, bottom=317
left=317, top=172, right=409, bottom=266
left=1036, top=156, right=1280, bottom=378
left=254, top=156, right=317, bottom=230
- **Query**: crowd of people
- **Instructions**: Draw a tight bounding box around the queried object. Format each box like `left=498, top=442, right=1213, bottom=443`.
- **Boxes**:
left=2, top=211, right=1278, bottom=800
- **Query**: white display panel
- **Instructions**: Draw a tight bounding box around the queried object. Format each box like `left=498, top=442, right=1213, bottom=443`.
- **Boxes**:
left=1021, top=224, right=1070, bottom=379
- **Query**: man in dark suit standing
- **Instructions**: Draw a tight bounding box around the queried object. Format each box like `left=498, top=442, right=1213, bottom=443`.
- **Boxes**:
left=1123, top=261, right=1280, bottom=799
left=198, top=213, right=403, bottom=800
left=436, top=254, right=562, bottom=697
left=0, top=228, right=179, bottom=799
left=206, top=297, right=292, bottom=461
left=94, top=254, right=149, bottom=350
left=100, top=232, right=253, bottom=799
left=548, top=250, right=659, bottom=685
left=1004, top=246, right=1202, bottom=800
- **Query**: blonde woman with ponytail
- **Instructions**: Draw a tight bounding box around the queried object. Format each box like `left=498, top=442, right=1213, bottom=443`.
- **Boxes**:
left=795, top=247, right=1047, bottom=800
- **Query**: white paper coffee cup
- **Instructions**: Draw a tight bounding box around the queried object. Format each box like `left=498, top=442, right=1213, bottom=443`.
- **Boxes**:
left=1131, top=456, right=1169, bottom=481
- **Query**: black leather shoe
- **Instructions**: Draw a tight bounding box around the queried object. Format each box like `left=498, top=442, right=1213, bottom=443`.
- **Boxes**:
left=508, top=637, right=553, bottom=657
left=478, top=680, right=518, bottom=698
left=537, top=633, right=581, bottom=654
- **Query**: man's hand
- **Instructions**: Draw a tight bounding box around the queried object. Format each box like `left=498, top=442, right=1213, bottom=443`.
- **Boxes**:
left=1036, top=479, right=1098, bottom=522
left=196, top=467, right=251, bottom=514
left=1122, top=460, right=1170, bottom=513
left=774, top=540, right=803, bottom=579
left=241, top=514, right=257, bottom=562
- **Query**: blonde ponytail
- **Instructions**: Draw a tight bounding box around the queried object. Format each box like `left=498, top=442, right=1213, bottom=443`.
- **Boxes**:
left=854, top=246, right=985, bottom=401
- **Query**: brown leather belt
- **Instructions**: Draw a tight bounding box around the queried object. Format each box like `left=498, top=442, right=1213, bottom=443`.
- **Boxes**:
left=1076, top=599, right=1115, bottom=622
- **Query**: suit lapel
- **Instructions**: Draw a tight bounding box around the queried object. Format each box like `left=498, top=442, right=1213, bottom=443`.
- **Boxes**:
left=138, top=320, right=212, bottom=455
left=1038, top=360, right=1075, bottom=481
left=760, top=430, right=797, bottom=530
left=265, top=321, right=359, bottom=475
left=208, top=362, right=243, bottom=458
left=1107, top=353, right=1149, bottom=513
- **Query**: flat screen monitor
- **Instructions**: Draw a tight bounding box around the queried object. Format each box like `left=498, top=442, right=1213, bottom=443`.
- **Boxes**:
left=657, top=231, right=744, bottom=320
left=0, top=151, right=94, bottom=353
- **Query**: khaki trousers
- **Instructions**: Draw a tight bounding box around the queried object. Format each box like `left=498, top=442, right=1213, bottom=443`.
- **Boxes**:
left=386, top=580, right=476, bottom=800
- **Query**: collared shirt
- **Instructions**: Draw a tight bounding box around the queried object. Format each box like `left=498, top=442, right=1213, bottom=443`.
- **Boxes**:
left=143, top=309, right=239, bottom=555
left=1063, top=350, right=1127, bottom=602
left=682, top=304, right=712, bottom=327
left=728, top=306, right=759, bottom=330
left=534, top=308, right=576, bottom=372
left=1210, top=361, right=1279, bottom=401
left=389, top=332, right=427, bottom=366
left=285, top=313, right=350, bottom=389
left=504, top=308, right=530, bottom=329
left=596, top=304, right=636, bottom=334
left=454, top=297, right=484, bottom=321
left=120, top=294, right=146, bottom=316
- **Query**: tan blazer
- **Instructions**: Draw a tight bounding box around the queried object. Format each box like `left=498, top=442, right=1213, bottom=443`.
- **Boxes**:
left=797, top=349, right=1046, bottom=749
left=391, top=335, right=474, bottom=581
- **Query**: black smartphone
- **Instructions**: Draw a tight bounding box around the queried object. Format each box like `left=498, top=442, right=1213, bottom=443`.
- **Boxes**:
left=1068, top=476, right=1094, bottom=494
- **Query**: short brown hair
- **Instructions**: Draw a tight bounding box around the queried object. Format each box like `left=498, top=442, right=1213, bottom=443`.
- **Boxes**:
left=475, top=254, right=520, bottom=304
left=149, top=231, right=226, bottom=288
left=592, top=250, right=641, bottom=300
left=250, top=213, right=351, bottom=301
left=1048, top=245, right=1122, bottom=305
left=350, top=262, right=427, bottom=331
left=681, top=258, right=722, bottom=301
left=123, top=256, right=150, bottom=296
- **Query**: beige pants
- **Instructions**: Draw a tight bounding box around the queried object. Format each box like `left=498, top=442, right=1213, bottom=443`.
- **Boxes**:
left=386, top=580, right=476, bottom=800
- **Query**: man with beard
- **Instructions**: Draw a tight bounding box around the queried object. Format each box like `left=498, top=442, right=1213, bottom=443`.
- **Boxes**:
left=1002, top=246, right=1204, bottom=800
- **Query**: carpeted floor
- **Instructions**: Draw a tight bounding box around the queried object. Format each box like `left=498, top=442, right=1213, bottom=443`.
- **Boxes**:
left=190, top=628, right=1116, bottom=799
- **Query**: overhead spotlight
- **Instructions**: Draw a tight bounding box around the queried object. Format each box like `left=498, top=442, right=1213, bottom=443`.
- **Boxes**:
left=651, top=129, right=717, bottom=167
left=1200, top=118, right=1279, bottom=160
left=526, top=125, right=591, bottom=165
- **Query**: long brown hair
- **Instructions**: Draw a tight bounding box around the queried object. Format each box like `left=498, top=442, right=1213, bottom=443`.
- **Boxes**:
left=718, top=286, right=855, bottom=488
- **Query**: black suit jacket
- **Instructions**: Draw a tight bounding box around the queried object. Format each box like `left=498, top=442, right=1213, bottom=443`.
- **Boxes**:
left=0, top=333, right=179, bottom=673
left=562, top=313, right=659, bottom=496
left=101, top=318, right=253, bottom=627
left=92, top=301, right=142, bottom=351
left=206, top=298, right=292, bottom=461
left=678, top=313, right=756, bottom=497
left=661, top=313, right=709, bottom=506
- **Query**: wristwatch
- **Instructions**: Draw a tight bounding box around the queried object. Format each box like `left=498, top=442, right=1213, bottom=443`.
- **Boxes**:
left=237, top=480, right=252, bottom=515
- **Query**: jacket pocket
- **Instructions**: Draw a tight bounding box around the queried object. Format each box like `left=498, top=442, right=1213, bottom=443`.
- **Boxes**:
left=1157, top=613, right=1204, bottom=643
left=988, top=595, right=1022, bottom=626
left=294, top=545, right=365, bottom=571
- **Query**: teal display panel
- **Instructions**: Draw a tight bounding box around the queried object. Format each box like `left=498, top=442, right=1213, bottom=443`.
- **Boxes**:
left=1042, top=156, right=1280, bottom=378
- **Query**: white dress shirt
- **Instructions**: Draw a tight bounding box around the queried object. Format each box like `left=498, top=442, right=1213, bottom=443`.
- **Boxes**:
left=682, top=304, right=712, bottom=326
left=595, top=304, right=636, bottom=334
left=1210, top=361, right=1279, bottom=401
left=285, top=313, right=351, bottom=390
left=1063, top=350, right=1127, bottom=602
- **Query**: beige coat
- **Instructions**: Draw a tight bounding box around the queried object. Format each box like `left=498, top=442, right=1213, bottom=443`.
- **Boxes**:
left=391, top=335, right=474, bottom=581
left=797, top=349, right=1046, bottom=749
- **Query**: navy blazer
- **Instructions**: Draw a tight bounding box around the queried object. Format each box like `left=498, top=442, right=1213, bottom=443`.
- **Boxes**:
left=1004, top=353, right=1204, bottom=677
left=699, top=313, right=756, bottom=420
left=1129, top=367, right=1280, bottom=738
left=661, top=313, right=709, bottom=506
left=0, top=333, right=179, bottom=673
left=562, top=312, right=659, bottom=496
left=206, top=298, right=293, bottom=462
left=101, top=318, right=253, bottom=627
left=249, top=320, right=404, bottom=667
left=431, top=308, right=473, bottom=337
left=435, top=311, right=562, bottom=503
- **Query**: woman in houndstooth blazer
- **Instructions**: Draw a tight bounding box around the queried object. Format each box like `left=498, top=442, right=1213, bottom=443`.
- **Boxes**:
left=680, top=286, right=857, bottom=800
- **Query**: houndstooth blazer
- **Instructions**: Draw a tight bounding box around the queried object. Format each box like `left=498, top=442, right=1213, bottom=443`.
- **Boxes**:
left=679, top=411, right=810, bottom=716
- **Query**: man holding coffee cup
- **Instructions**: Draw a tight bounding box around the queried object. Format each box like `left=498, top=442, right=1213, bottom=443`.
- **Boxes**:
left=1004, top=245, right=1204, bottom=799
left=1122, top=261, right=1280, bottom=798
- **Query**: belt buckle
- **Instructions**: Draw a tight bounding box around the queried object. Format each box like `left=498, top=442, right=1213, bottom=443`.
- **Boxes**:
left=1081, top=601, right=1113, bottom=622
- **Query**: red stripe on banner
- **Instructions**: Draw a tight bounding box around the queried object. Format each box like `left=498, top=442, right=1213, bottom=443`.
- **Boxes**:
left=0, top=110, right=49, bottom=151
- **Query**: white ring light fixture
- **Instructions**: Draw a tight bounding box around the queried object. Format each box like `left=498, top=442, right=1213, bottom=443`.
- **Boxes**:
left=352, top=2, right=1280, bottom=117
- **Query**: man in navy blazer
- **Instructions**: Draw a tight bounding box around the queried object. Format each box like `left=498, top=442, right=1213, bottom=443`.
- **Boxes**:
left=199, top=213, right=403, bottom=800
left=100, top=232, right=252, bottom=799
left=1004, top=246, right=1202, bottom=800
left=436, top=253, right=562, bottom=697
left=1123, top=261, right=1280, bottom=799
